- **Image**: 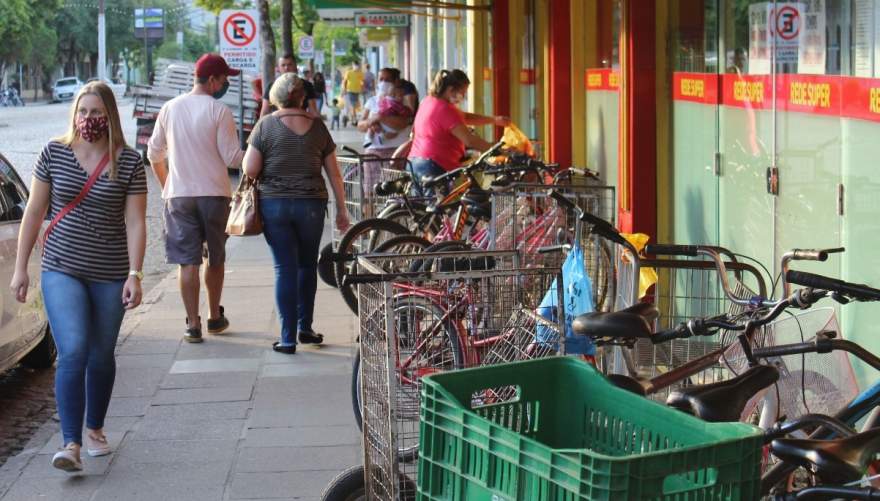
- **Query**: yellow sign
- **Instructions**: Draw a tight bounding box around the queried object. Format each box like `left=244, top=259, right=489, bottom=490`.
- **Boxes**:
left=366, top=28, right=393, bottom=42
left=733, top=80, right=765, bottom=103
left=790, top=82, right=831, bottom=108
left=680, top=78, right=705, bottom=98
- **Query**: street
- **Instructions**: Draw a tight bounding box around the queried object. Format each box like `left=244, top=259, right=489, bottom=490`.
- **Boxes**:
left=0, top=99, right=171, bottom=467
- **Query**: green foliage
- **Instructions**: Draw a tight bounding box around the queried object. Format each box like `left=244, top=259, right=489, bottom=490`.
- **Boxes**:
left=194, top=0, right=236, bottom=15
left=154, top=31, right=215, bottom=62
left=311, top=23, right=362, bottom=65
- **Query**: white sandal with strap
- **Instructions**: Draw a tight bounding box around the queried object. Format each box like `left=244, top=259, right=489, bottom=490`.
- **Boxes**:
left=85, top=433, right=112, bottom=457
left=51, top=443, right=83, bottom=472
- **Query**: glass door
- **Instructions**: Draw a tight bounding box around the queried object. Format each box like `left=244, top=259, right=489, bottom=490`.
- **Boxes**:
left=669, top=0, right=721, bottom=246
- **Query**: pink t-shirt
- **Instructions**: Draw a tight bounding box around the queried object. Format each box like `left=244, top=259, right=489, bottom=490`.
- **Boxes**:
left=408, top=96, right=465, bottom=171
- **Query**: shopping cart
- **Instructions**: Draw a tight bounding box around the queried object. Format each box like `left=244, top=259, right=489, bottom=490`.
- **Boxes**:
left=326, top=250, right=562, bottom=501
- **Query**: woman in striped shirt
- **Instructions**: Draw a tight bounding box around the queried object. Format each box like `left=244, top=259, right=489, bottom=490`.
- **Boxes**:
left=10, top=82, right=147, bottom=472
left=243, top=73, right=349, bottom=354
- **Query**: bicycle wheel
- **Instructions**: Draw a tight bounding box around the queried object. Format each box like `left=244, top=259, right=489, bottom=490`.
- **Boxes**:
left=352, top=294, right=464, bottom=462
left=335, top=218, right=411, bottom=314
left=318, top=243, right=337, bottom=288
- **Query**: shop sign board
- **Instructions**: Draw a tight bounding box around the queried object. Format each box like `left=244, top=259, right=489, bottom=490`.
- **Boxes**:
left=354, top=11, right=409, bottom=28
left=219, top=9, right=261, bottom=73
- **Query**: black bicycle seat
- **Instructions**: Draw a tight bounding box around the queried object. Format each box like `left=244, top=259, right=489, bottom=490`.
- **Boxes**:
left=572, top=303, right=659, bottom=339
left=666, top=365, right=779, bottom=422
left=771, top=427, right=880, bottom=484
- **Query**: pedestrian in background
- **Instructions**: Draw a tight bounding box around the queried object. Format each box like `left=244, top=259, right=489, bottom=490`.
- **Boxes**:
left=342, top=62, right=364, bottom=125
left=313, top=71, right=327, bottom=116
left=243, top=73, right=349, bottom=354
left=260, top=53, right=319, bottom=118
left=10, top=81, right=147, bottom=472
left=330, top=98, right=341, bottom=130
left=362, top=63, right=375, bottom=100
left=147, top=53, right=244, bottom=344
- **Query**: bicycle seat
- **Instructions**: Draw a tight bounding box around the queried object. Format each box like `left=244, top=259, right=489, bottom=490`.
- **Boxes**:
left=771, top=428, right=880, bottom=484
left=665, top=365, right=779, bottom=422
left=572, top=303, right=660, bottom=339
left=374, top=176, right=410, bottom=197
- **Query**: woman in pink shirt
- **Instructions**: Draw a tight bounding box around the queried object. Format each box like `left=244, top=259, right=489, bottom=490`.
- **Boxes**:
left=407, top=69, right=509, bottom=195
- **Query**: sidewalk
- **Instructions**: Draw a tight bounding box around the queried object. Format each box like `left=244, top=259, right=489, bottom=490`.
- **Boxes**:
left=0, top=127, right=368, bottom=501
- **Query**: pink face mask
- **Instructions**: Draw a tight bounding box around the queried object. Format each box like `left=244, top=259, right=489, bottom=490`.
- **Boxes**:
left=76, top=115, right=109, bottom=142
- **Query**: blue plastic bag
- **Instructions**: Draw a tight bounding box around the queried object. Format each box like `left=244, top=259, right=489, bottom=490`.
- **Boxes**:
left=535, top=243, right=596, bottom=355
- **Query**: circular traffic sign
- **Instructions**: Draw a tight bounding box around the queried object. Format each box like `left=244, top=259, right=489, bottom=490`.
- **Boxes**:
left=223, top=12, right=256, bottom=47
left=299, top=36, right=313, bottom=52
left=775, top=5, right=800, bottom=41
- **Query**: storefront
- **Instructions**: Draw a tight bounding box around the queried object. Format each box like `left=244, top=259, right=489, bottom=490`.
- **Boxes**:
left=660, top=0, right=880, bottom=384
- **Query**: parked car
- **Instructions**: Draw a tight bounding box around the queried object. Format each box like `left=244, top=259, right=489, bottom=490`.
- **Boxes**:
left=0, top=152, right=56, bottom=371
left=87, top=77, right=126, bottom=101
left=51, top=77, right=83, bottom=103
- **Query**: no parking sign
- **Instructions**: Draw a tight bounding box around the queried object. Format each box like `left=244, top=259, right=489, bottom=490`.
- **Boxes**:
left=219, top=9, right=261, bottom=73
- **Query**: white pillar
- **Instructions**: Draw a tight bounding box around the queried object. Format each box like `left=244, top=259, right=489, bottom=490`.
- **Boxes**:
left=411, top=8, right=428, bottom=96
left=97, top=0, right=107, bottom=80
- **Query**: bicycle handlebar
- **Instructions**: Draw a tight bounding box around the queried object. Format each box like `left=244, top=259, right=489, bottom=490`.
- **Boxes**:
left=341, top=145, right=359, bottom=156
left=785, top=270, right=880, bottom=301
left=644, top=244, right=700, bottom=257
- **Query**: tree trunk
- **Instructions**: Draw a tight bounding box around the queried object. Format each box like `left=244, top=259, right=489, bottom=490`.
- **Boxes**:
left=258, top=0, right=276, bottom=90
left=281, top=0, right=293, bottom=57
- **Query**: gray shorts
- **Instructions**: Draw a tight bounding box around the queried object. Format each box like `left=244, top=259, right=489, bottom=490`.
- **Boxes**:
left=163, top=196, right=231, bottom=266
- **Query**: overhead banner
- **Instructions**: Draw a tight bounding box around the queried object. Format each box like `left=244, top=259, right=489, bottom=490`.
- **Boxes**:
left=219, top=9, right=261, bottom=73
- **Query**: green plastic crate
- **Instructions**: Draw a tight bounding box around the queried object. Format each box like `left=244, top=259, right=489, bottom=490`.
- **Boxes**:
left=417, top=357, right=763, bottom=500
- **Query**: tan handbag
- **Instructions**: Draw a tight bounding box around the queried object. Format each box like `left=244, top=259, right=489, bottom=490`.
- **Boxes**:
left=226, top=176, right=263, bottom=236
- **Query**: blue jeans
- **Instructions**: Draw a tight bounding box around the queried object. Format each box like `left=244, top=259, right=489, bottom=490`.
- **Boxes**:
left=41, top=271, right=126, bottom=446
left=260, top=198, right=327, bottom=346
left=407, top=157, right=447, bottom=197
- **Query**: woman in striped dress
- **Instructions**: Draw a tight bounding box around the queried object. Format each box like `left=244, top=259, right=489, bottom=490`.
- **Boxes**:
left=10, top=81, right=148, bottom=472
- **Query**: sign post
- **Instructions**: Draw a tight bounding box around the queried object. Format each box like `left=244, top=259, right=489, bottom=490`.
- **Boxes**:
left=298, top=36, right=315, bottom=60
left=219, top=9, right=260, bottom=145
left=219, top=9, right=261, bottom=73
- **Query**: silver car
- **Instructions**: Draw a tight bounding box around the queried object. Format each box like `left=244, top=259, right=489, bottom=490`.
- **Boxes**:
left=52, top=77, right=83, bottom=103
left=0, top=152, right=55, bottom=370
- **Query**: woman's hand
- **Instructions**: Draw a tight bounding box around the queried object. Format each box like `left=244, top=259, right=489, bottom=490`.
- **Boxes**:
left=493, top=116, right=512, bottom=127
left=122, top=276, right=143, bottom=310
left=335, top=210, right=351, bottom=233
left=9, top=269, right=28, bottom=303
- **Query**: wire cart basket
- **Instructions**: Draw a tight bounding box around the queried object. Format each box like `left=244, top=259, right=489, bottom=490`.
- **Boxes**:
left=490, top=184, right=617, bottom=312
left=331, top=154, right=410, bottom=248
left=609, top=245, right=769, bottom=400
left=350, top=250, right=563, bottom=501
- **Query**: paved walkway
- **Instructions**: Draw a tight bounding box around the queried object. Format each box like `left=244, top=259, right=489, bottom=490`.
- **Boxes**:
left=0, top=127, right=367, bottom=501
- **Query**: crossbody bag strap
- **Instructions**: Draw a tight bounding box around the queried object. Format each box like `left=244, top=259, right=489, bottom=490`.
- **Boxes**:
left=42, top=152, right=111, bottom=250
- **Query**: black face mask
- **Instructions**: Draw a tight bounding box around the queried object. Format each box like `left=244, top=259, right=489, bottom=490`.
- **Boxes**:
left=212, top=81, right=230, bottom=100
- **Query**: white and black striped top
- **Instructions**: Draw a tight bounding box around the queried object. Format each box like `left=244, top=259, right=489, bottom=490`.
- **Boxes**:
left=33, top=142, right=148, bottom=282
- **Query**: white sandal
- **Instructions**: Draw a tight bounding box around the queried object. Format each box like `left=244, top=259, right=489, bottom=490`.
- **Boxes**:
left=51, top=443, right=83, bottom=472
left=85, top=433, right=112, bottom=457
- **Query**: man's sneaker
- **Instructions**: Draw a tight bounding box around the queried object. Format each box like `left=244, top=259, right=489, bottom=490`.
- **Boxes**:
left=184, top=317, right=203, bottom=343
left=51, top=444, right=83, bottom=472
left=207, top=306, right=229, bottom=334
left=298, top=330, right=324, bottom=344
